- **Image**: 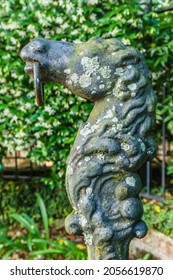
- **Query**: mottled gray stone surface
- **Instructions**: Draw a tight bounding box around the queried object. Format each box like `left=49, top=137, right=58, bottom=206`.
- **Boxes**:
left=21, top=36, right=157, bottom=259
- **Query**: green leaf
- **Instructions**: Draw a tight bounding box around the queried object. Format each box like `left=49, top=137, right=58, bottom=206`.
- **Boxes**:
left=36, top=193, right=49, bottom=239
left=2, top=249, right=17, bottom=260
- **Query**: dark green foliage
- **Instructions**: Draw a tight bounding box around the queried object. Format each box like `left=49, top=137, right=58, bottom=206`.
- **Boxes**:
left=0, top=193, right=87, bottom=260
left=0, top=180, right=72, bottom=223
left=0, top=0, right=172, bottom=188
left=143, top=197, right=173, bottom=238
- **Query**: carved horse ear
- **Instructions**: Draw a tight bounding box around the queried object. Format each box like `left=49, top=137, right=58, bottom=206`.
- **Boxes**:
left=88, top=36, right=103, bottom=44
left=33, top=62, right=44, bottom=106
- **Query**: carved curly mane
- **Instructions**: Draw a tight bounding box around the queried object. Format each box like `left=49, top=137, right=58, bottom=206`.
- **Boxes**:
left=64, top=40, right=157, bottom=259
left=66, top=41, right=157, bottom=177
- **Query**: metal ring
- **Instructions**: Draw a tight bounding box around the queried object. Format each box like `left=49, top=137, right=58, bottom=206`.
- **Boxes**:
left=33, top=62, right=44, bottom=106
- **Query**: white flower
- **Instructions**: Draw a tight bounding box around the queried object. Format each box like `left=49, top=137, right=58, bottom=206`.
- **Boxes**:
left=16, top=145, right=24, bottom=151
left=2, top=21, right=19, bottom=30
left=88, top=0, right=99, bottom=5
left=10, top=115, right=18, bottom=123
left=77, top=8, right=83, bottom=16
left=27, top=91, right=35, bottom=98
left=66, top=2, right=74, bottom=13
left=26, top=119, right=31, bottom=124
left=90, top=13, right=97, bottom=22
left=0, top=118, right=5, bottom=124
left=27, top=24, right=36, bottom=33
left=36, top=141, right=43, bottom=148
left=38, top=0, right=52, bottom=6
left=42, top=123, right=52, bottom=129
left=2, top=54, right=10, bottom=60
left=61, top=22, right=69, bottom=30
left=15, top=138, right=23, bottom=145
left=73, top=39, right=82, bottom=44
left=38, top=116, right=44, bottom=122
left=59, top=0, right=65, bottom=7
left=71, top=29, right=78, bottom=36
left=72, top=15, right=77, bottom=22
left=55, top=17, right=63, bottom=25
left=35, top=132, right=40, bottom=139
left=47, top=128, right=53, bottom=135
left=122, top=38, right=130, bottom=45
left=4, top=108, right=10, bottom=116
left=45, top=105, right=55, bottom=115
left=53, top=120, right=61, bottom=127
left=16, top=132, right=26, bottom=138
left=25, top=103, right=32, bottom=110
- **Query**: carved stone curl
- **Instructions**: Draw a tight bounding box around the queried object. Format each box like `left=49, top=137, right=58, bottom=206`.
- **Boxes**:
left=21, top=36, right=157, bottom=260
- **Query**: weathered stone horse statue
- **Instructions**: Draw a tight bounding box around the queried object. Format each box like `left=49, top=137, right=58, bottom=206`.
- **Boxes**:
left=21, top=36, right=157, bottom=259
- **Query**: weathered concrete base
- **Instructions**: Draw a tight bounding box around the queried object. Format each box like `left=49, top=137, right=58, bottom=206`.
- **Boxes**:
left=130, top=230, right=173, bottom=260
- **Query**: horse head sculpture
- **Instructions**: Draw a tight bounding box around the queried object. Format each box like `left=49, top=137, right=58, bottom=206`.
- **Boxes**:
left=21, top=36, right=157, bottom=259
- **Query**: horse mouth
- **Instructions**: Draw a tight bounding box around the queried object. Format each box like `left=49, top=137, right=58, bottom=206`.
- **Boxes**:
left=24, top=63, right=34, bottom=74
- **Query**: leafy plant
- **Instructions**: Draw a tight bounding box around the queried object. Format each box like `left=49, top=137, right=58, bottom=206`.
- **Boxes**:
left=0, top=193, right=87, bottom=260
left=0, top=179, right=72, bottom=223
left=143, top=195, right=173, bottom=238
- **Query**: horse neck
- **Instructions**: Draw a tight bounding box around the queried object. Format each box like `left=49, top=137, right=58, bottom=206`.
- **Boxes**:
left=87, top=93, right=117, bottom=125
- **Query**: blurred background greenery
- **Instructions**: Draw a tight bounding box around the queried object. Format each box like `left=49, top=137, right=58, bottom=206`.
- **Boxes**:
left=0, top=0, right=173, bottom=259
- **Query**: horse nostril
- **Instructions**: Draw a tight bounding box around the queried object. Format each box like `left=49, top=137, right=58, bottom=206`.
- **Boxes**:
left=20, top=49, right=28, bottom=61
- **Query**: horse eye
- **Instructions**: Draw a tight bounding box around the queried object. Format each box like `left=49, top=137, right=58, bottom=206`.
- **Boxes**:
left=29, top=41, right=47, bottom=54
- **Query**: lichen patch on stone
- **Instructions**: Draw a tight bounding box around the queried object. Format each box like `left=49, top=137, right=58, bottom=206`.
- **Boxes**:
left=64, top=69, right=71, bottom=74
left=100, top=66, right=111, bottom=79
left=80, top=123, right=98, bottom=138
left=71, top=73, right=79, bottom=83
left=79, top=74, right=92, bottom=88
left=83, top=232, right=93, bottom=246
left=126, top=176, right=136, bottom=186
left=86, top=187, right=92, bottom=196
left=67, top=165, right=73, bottom=176
left=117, top=124, right=123, bottom=131
left=115, top=67, right=124, bottom=75
left=99, top=84, right=105, bottom=89
left=79, top=215, right=88, bottom=227
left=81, top=56, right=99, bottom=75
left=103, top=110, right=113, bottom=119
left=121, top=143, right=130, bottom=151
left=128, top=83, right=137, bottom=91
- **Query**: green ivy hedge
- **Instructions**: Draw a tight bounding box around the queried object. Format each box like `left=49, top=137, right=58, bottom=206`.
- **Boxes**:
left=0, top=0, right=173, bottom=189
